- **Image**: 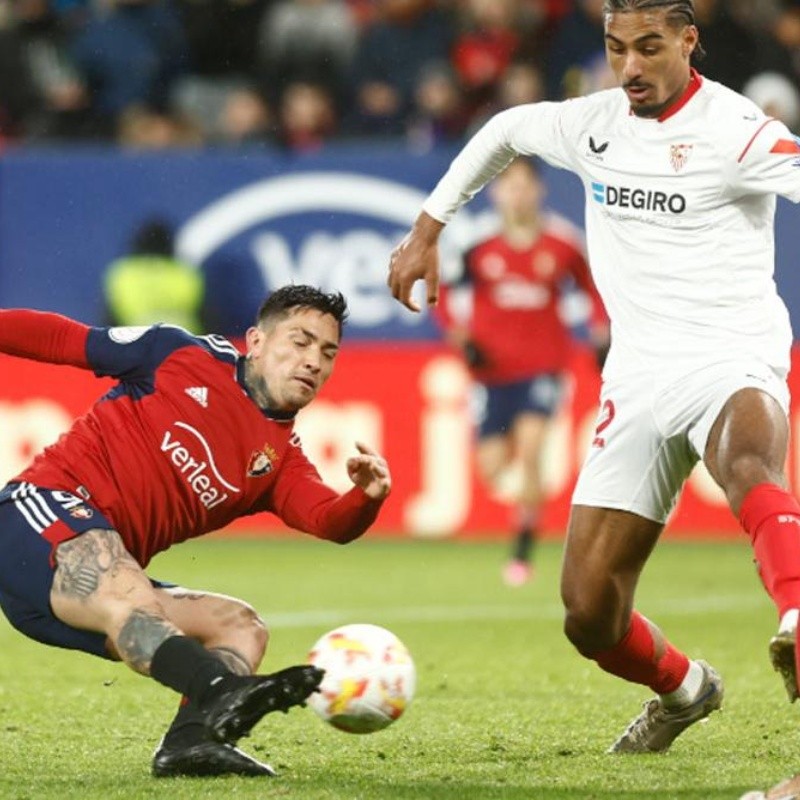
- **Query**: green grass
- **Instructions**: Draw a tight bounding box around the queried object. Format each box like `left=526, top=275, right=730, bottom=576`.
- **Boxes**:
left=0, top=536, right=796, bottom=799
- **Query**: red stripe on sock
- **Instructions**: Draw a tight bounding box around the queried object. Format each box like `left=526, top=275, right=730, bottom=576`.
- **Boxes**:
left=739, top=483, right=800, bottom=618
left=593, top=612, right=689, bottom=694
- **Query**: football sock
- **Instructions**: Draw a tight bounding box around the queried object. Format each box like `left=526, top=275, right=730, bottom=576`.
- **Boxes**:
left=592, top=611, right=689, bottom=694
left=150, top=635, right=231, bottom=705
left=659, top=659, right=705, bottom=709
left=163, top=697, right=207, bottom=747
left=512, top=527, right=535, bottom=562
left=739, top=483, right=800, bottom=618
left=779, top=609, right=799, bottom=635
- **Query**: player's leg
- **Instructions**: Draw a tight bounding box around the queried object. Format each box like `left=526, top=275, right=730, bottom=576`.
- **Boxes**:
left=562, top=504, right=723, bottom=753
left=49, top=529, right=322, bottom=746
left=473, top=431, right=524, bottom=582
left=702, top=385, right=800, bottom=701
left=568, top=372, right=727, bottom=753
left=472, top=377, right=525, bottom=583
left=149, top=587, right=276, bottom=777
left=506, top=410, right=550, bottom=583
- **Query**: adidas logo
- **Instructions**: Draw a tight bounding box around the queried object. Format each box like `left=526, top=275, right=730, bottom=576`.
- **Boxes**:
left=185, top=386, right=208, bottom=408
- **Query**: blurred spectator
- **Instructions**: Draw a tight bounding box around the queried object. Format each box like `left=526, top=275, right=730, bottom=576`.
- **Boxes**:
left=0, top=25, right=41, bottom=142
left=116, top=104, right=202, bottom=148
left=729, top=0, right=781, bottom=29
left=692, top=0, right=767, bottom=93
left=8, top=0, right=91, bottom=140
left=770, top=0, right=800, bottom=86
left=346, top=0, right=455, bottom=137
left=743, top=71, right=800, bottom=130
left=218, top=87, right=273, bottom=144
left=5, top=0, right=796, bottom=148
left=169, top=0, right=268, bottom=146
left=464, top=59, right=546, bottom=137
left=544, top=0, right=606, bottom=99
left=451, top=0, right=536, bottom=117
left=277, top=80, right=337, bottom=151
left=103, top=218, right=206, bottom=331
left=69, top=0, right=190, bottom=138
left=257, top=0, right=357, bottom=108
left=497, top=60, right=545, bottom=109
left=407, top=61, right=468, bottom=151
left=177, top=0, right=266, bottom=79
left=171, top=78, right=273, bottom=144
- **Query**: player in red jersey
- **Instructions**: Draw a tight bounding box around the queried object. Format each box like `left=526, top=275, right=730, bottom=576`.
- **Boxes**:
left=0, top=285, right=392, bottom=777
left=437, top=158, right=608, bottom=586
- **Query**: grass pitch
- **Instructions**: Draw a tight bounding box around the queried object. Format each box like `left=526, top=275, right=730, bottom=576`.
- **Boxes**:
left=0, top=535, right=796, bottom=800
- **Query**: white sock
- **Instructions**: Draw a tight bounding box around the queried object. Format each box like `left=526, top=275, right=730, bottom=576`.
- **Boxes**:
left=779, top=609, right=799, bottom=635
left=660, top=660, right=705, bottom=709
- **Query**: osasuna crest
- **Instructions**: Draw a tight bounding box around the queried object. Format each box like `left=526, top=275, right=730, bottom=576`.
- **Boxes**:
left=247, top=444, right=278, bottom=477
left=669, top=143, right=693, bottom=173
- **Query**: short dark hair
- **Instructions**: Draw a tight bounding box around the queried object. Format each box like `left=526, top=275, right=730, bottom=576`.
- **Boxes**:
left=603, top=0, right=705, bottom=59
left=255, top=285, right=349, bottom=337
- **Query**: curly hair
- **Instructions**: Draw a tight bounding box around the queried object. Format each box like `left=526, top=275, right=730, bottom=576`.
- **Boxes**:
left=255, top=285, right=349, bottom=337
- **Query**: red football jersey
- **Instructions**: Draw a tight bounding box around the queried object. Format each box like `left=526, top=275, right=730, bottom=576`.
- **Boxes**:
left=437, top=216, right=606, bottom=383
left=0, top=311, right=383, bottom=566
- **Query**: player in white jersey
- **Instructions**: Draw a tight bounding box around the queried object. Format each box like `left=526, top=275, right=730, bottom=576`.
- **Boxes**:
left=389, top=0, right=800, bottom=754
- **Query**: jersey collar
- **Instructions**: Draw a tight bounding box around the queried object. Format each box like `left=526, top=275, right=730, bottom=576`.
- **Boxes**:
left=236, top=357, right=297, bottom=422
left=656, top=68, right=703, bottom=122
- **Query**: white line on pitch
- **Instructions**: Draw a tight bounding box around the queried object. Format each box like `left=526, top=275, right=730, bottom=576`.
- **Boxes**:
left=263, top=592, right=769, bottom=629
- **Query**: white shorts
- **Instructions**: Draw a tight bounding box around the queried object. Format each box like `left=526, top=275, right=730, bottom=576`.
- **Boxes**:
left=572, top=360, right=790, bottom=523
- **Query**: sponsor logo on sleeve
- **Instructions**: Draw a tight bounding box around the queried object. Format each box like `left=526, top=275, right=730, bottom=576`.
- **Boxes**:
left=108, top=326, right=150, bottom=344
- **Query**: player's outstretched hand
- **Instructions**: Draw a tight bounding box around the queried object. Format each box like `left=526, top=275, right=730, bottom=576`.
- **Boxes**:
left=387, top=212, right=444, bottom=312
left=346, top=442, right=391, bottom=500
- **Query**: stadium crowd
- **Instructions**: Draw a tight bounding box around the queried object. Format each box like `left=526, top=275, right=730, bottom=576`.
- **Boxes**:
left=0, top=0, right=799, bottom=151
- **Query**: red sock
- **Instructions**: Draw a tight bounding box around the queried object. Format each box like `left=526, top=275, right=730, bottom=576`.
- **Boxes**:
left=739, top=483, right=800, bottom=619
left=593, top=612, right=689, bottom=694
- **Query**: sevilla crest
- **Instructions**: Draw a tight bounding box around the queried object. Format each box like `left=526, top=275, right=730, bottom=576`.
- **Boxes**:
left=669, top=143, right=693, bottom=173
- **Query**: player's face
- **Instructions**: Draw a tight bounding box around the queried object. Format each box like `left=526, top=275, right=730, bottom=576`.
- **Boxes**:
left=245, top=307, right=340, bottom=412
left=604, top=10, right=698, bottom=118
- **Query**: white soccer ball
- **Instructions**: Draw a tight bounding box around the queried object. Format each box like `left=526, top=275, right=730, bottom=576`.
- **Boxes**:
left=306, top=623, right=416, bottom=734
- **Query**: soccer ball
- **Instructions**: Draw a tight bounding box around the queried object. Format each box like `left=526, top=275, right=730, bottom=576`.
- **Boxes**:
left=306, top=623, right=416, bottom=734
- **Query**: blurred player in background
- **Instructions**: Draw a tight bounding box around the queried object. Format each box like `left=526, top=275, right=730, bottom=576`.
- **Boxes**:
left=389, top=0, right=800, bottom=755
left=0, top=285, right=391, bottom=777
left=436, top=157, right=608, bottom=586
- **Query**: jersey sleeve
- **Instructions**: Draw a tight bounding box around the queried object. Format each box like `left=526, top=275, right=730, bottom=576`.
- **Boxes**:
left=267, top=438, right=383, bottom=543
left=0, top=309, right=90, bottom=366
left=423, top=100, right=581, bottom=223
left=85, top=324, right=210, bottom=380
left=728, top=118, right=800, bottom=203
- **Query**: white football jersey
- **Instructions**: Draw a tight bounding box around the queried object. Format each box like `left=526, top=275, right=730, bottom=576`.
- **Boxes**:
left=423, top=74, right=800, bottom=379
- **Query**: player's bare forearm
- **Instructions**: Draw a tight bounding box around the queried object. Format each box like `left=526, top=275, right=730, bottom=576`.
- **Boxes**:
left=387, top=212, right=445, bottom=312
